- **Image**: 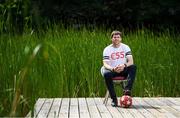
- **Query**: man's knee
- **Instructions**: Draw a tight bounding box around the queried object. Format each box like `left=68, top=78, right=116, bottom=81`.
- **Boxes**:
left=128, top=64, right=137, bottom=71
left=104, top=72, right=113, bottom=79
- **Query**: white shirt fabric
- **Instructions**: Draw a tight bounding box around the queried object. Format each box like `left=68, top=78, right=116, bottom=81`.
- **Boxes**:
left=103, top=43, right=132, bottom=68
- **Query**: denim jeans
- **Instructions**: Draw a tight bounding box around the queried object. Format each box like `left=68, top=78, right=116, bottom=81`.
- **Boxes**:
left=101, top=65, right=137, bottom=100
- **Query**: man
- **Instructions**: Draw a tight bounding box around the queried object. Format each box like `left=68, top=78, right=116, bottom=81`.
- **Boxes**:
left=101, top=30, right=136, bottom=107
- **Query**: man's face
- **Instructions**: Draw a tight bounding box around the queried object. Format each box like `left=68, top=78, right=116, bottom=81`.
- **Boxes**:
left=112, top=34, right=121, bottom=45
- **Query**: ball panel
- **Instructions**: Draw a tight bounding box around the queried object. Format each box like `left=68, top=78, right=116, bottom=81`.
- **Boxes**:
left=120, top=95, right=132, bottom=108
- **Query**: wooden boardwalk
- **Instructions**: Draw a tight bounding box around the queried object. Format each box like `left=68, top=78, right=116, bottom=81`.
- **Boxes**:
left=26, top=97, right=180, bottom=118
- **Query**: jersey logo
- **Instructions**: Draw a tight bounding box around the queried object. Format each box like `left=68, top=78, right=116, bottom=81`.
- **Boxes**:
left=111, top=51, right=125, bottom=60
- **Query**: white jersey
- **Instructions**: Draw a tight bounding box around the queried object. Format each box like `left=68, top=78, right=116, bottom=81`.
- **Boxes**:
left=103, top=43, right=132, bottom=68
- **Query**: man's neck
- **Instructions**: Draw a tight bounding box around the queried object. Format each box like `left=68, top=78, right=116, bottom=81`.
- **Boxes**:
left=112, top=43, right=121, bottom=48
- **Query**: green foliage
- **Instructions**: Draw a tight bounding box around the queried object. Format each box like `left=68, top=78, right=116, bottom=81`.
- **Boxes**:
left=0, top=0, right=31, bottom=33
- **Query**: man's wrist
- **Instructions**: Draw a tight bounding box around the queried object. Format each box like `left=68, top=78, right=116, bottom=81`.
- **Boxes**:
left=111, top=68, right=114, bottom=72
left=124, top=64, right=127, bottom=68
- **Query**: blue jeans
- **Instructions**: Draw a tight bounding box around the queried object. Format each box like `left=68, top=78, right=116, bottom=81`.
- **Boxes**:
left=101, top=65, right=137, bottom=100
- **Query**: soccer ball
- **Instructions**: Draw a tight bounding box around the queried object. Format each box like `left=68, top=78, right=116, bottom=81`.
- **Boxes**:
left=120, top=95, right=132, bottom=108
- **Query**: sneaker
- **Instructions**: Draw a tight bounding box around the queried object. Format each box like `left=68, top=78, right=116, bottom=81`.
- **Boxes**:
left=123, top=89, right=131, bottom=96
left=111, top=99, right=118, bottom=107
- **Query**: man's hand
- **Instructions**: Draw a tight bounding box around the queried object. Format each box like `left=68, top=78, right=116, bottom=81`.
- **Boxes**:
left=113, top=64, right=125, bottom=73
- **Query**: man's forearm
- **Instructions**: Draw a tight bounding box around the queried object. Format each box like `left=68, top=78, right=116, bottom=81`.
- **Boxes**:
left=103, top=61, right=113, bottom=71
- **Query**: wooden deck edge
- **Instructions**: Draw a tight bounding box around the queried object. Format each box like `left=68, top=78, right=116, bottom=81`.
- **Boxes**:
left=25, top=111, right=31, bottom=118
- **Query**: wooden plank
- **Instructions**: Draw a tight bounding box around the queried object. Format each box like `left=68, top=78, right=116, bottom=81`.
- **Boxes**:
left=174, top=98, right=180, bottom=103
left=104, top=97, right=135, bottom=118
left=78, top=98, right=90, bottom=118
left=127, top=97, right=146, bottom=118
left=36, top=98, right=54, bottom=118
left=116, top=106, right=135, bottom=118
left=167, top=98, right=180, bottom=106
left=133, top=98, right=155, bottom=118
left=146, top=97, right=177, bottom=118
left=106, top=106, right=123, bottom=118
left=30, top=97, right=180, bottom=118
left=94, top=97, right=112, bottom=118
left=33, top=98, right=46, bottom=117
left=110, top=97, right=134, bottom=118
left=25, top=111, right=31, bottom=118
left=101, top=98, right=123, bottom=118
left=165, top=98, right=180, bottom=112
left=138, top=97, right=169, bottom=118
left=86, top=98, right=101, bottom=118
left=58, top=98, right=70, bottom=118
left=106, top=97, right=111, bottom=106
left=157, top=97, right=180, bottom=118
left=143, top=97, right=167, bottom=118
left=48, top=98, right=62, bottom=118
left=173, top=98, right=180, bottom=112
left=158, top=97, right=177, bottom=106
left=143, top=97, right=167, bottom=113
left=69, top=98, right=79, bottom=118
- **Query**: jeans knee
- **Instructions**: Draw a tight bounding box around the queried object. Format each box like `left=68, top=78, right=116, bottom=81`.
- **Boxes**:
left=128, top=64, right=137, bottom=72
left=104, top=72, right=113, bottom=79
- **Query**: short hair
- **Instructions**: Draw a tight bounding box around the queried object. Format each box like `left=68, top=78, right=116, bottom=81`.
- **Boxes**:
left=111, top=31, right=122, bottom=38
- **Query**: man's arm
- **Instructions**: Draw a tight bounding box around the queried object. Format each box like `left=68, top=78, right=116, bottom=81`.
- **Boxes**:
left=103, top=61, right=114, bottom=71
left=114, top=55, right=134, bottom=73
left=125, top=55, right=134, bottom=67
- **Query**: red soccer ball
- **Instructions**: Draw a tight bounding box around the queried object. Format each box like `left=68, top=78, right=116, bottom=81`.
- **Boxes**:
left=120, top=95, right=132, bottom=108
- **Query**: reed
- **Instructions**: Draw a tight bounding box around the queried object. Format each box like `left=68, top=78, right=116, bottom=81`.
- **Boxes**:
left=0, top=26, right=179, bottom=116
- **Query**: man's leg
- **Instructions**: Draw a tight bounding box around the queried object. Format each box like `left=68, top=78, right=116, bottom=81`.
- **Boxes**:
left=124, top=65, right=137, bottom=95
left=102, top=68, right=117, bottom=106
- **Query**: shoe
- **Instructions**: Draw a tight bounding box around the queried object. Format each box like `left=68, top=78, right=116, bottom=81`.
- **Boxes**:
left=111, top=99, right=118, bottom=107
left=123, top=89, right=131, bottom=96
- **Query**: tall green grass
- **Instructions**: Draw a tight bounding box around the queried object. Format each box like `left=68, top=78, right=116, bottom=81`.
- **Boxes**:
left=0, top=26, right=180, bottom=116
